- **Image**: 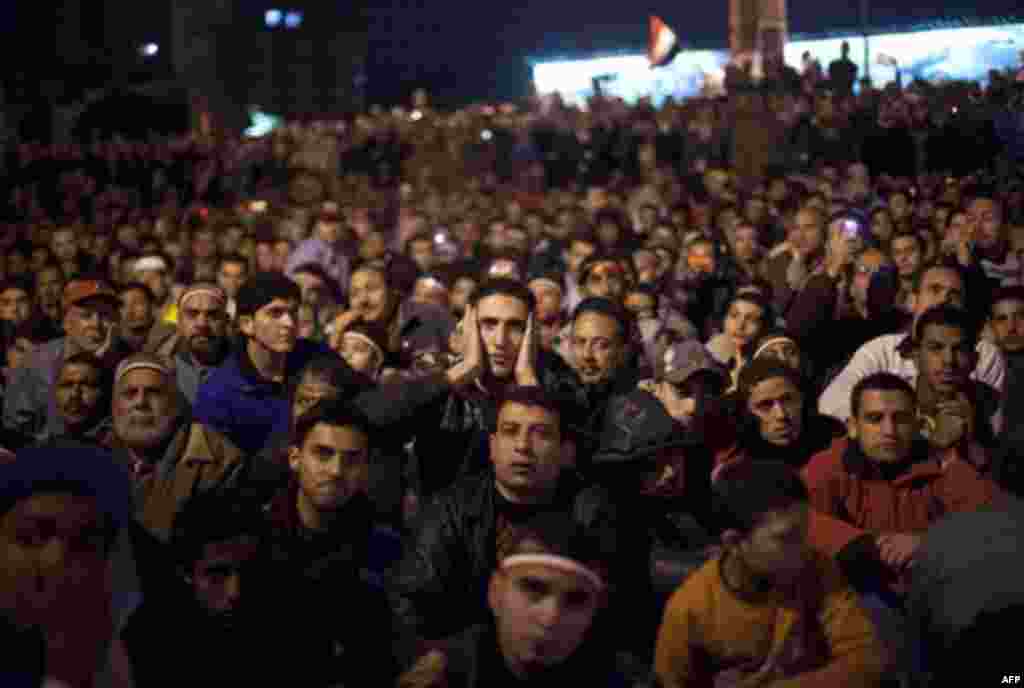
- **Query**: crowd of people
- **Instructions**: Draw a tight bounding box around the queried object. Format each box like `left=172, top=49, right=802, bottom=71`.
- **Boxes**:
left=2, top=60, right=1024, bottom=688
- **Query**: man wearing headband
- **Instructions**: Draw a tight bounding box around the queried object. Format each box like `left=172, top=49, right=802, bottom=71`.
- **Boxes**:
left=106, top=353, right=246, bottom=540
left=392, top=387, right=638, bottom=667
left=132, top=253, right=176, bottom=325
left=145, top=282, right=230, bottom=404
left=398, top=512, right=640, bottom=687
left=5, top=277, right=128, bottom=442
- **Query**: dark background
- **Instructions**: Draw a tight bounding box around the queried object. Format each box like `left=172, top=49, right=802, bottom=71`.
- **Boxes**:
left=2, top=0, right=1021, bottom=112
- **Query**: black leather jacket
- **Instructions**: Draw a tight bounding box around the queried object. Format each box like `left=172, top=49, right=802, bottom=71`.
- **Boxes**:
left=389, top=469, right=645, bottom=667
left=412, top=349, right=588, bottom=495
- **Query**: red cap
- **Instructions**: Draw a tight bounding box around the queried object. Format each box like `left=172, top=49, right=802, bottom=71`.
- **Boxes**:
left=62, top=279, right=119, bottom=313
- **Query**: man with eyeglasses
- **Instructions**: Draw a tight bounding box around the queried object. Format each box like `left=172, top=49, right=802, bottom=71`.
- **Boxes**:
left=4, top=278, right=129, bottom=441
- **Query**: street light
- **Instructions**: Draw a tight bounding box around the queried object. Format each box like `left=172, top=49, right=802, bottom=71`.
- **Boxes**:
left=139, top=43, right=159, bottom=58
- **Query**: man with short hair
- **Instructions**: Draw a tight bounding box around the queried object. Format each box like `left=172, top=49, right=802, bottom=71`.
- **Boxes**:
left=194, top=272, right=330, bottom=456
left=50, top=225, right=85, bottom=281
left=52, top=353, right=111, bottom=443
left=122, top=494, right=332, bottom=686
left=803, top=372, right=1000, bottom=592
left=819, top=260, right=1006, bottom=421
left=5, top=278, right=128, bottom=441
left=989, top=286, right=1024, bottom=444
left=145, top=283, right=231, bottom=404
left=655, top=461, right=886, bottom=688
left=562, top=229, right=598, bottom=313
left=107, top=353, right=247, bottom=540
left=828, top=40, right=858, bottom=97
left=34, top=262, right=65, bottom=326
left=0, top=279, right=33, bottom=327
left=410, top=278, right=584, bottom=495
left=216, top=253, right=248, bottom=318
left=264, top=398, right=397, bottom=685
left=399, top=512, right=636, bottom=686
left=392, top=387, right=634, bottom=667
left=119, top=282, right=155, bottom=353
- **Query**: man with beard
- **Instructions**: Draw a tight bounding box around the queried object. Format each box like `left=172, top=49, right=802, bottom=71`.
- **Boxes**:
left=118, top=282, right=155, bottom=353
left=194, top=272, right=331, bottom=456
left=5, top=278, right=129, bottom=441
left=51, top=353, right=112, bottom=443
left=107, top=354, right=247, bottom=540
left=567, top=298, right=639, bottom=463
left=145, top=283, right=230, bottom=404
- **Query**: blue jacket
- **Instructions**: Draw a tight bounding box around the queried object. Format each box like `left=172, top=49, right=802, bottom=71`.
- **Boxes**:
left=193, top=338, right=333, bottom=456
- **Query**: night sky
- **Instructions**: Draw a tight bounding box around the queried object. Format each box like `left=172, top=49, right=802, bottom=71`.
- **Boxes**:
left=360, top=0, right=1023, bottom=105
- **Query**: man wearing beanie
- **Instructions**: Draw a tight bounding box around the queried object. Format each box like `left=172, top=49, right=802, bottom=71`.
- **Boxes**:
left=4, top=277, right=130, bottom=442
left=193, top=272, right=334, bottom=455
left=144, top=282, right=231, bottom=404
left=0, top=445, right=133, bottom=688
left=105, top=353, right=246, bottom=540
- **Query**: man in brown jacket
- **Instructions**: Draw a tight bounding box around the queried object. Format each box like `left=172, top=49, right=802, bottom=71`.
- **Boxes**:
left=104, top=353, right=247, bottom=540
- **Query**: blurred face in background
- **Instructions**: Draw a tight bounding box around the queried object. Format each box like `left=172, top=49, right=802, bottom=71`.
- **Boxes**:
left=732, top=225, right=761, bottom=265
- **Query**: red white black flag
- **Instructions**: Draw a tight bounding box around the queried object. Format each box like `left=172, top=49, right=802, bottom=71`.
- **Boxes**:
left=649, top=16, right=680, bottom=68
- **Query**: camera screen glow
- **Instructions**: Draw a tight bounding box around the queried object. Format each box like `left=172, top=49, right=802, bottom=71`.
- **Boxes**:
left=284, top=11, right=303, bottom=28
left=533, top=23, right=1024, bottom=105
left=265, top=9, right=283, bottom=27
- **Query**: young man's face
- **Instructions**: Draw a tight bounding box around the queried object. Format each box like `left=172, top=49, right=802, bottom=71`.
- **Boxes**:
left=0, top=287, right=31, bottom=325
left=489, top=402, right=563, bottom=500
left=51, top=230, right=78, bottom=264
left=890, top=235, right=923, bottom=278
left=293, top=270, right=330, bottom=308
left=746, top=376, right=803, bottom=447
left=489, top=562, right=600, bottom=677
left=412, top=276, right=449, bottom=310
left=848, top=389, right=917, bottom=464
left=991, top=298, right=1024, bottom=354
left=477, top=293, right=529, bottom=380
left=0, top=493, right=109, bottom=629
left=408, top=239, right=436, bottom=273
left=218, top=261, right=247, bottom=299
left=736, top=502, right=810, bottom=584
left=889, top=192, right=912, bottom=222
left=289, top=422, right=370, bottom=513
left=55, top=362, right=103, bottom=430
left=967, top=198, right=1003, bottom=252
left=189, top=536, right=260, bottom=624
left=582, top=261, right=626, bottom=301
left=913, top=267, right=964, bottom=316
left=732, top=226, right=760, bottom=264
left=241, top=298, right=298, bottom=354
left=340, top=334, right=381, bottom=376
left=571, top=312, right=625, bottom=386
left=723, top=299, right=765, bottom=352
left=851, top=250, right=890, bottom=309
left=916, top=323, right=975, bottom=398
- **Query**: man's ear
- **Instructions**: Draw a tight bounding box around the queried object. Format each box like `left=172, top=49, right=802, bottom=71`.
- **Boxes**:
left=287, top=445, right=300, bottom=472
left=489, top=433, right=498, bottom=467
left=487, top=570, right=503, bottom=615
left=846, top=416, right=858, bottom=440
left=238, top=314, right=254, bottom=338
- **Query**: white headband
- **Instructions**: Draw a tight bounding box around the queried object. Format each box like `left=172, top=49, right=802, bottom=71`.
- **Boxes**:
left=115, top=360, right=171, bottom=386
left=501, top=554, right=605, bottom=593
left=753, top=336, right=796, bottom=362
left=134, top=256, right=168, bottom=273
left=178, top=286, right=226, bottom=309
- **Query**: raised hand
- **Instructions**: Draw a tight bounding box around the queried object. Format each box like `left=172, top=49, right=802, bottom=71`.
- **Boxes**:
left=446, top=305, right=484, bottom=387
left=514, top=314, right=540, bottom=387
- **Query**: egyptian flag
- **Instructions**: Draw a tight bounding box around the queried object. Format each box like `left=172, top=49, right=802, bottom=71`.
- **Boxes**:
left=649, top=16, right=680, bottom=68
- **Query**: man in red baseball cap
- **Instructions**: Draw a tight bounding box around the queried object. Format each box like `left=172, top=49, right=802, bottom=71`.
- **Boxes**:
left=4, top=277, right=128, bottom=442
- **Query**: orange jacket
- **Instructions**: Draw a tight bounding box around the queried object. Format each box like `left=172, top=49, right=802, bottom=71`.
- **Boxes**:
left=801, top=439, right=1000, bottom=557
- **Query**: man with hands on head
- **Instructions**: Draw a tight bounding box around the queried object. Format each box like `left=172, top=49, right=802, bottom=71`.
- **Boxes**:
left=406, top=278, right=586, bottom=496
